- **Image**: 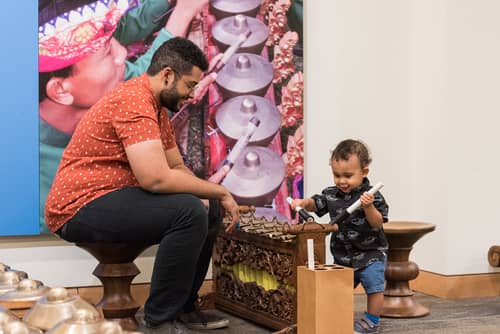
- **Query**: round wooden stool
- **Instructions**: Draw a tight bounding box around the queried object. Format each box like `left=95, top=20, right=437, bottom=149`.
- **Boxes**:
left=488, top=245, right=500, bottom=267
left=76, top=242, right=150, bottom=330
left=381, top=221, right=436, bottom=318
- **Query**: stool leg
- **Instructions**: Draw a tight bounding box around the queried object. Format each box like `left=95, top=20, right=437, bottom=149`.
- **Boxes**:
left=93, top=262, right=141, bottom=330
left=382, top=246, right=430, bottom=317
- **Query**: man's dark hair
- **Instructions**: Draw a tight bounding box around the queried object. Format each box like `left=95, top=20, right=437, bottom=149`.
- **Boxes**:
left=147, top=37, right=209, bottom=76
left=330, top=139, right=372, bottom=169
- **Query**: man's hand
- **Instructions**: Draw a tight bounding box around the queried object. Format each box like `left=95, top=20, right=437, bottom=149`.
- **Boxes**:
left=165, top=0, right=209, bottom=36
left=176, top=0, right=209, bottom=15
left=220, top=192, right=239, bottom=233
left=187, top=54, right=223, bottom=104
left=208, top=53, right=224, bottom=72
left=201, top=166, right=230, bottom=210
left=207, top=165, right=230, bottom=184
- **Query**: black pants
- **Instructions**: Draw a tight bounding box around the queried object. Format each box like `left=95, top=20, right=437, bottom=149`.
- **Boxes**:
left=58, top=187, right=223, bottom=326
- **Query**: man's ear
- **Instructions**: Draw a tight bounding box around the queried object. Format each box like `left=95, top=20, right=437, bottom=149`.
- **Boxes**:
left=362, top=167, right=369, bottom=177
left=45, top=77, right=74, bottom=105
left=162, top=67, right=176, bottom=88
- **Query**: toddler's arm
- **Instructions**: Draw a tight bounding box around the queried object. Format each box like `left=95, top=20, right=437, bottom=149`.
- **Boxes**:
left=360, top=192, right=384, bottom=229
left=290, top=197, right=316, bottom=212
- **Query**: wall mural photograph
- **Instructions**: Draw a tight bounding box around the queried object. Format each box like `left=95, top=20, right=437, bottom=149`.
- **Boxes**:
left=38, top=0, right=304, bottom=234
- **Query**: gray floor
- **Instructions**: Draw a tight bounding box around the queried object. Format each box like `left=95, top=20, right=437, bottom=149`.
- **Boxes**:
left=138, top=293, right=500, bottom=333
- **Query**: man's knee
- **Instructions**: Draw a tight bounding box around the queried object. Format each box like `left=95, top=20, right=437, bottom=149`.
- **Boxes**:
left=176, top=194, right=209, bottom=235
left=207, top=199, right=224, bottom=232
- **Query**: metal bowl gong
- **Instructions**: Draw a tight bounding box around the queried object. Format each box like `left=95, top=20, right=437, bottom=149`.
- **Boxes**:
left=215, top=95, right=281, bottom=147
left=0, top=279, right=49, bottom=310
left=0, top=272, right=23, bottom=296
left=0, top=264, right=28, bottom=282
left=221, top=146, right=285, bottom=206
left=0, top=305, right=19, bottom=327
left=212, top=14, right=269, bottom=54
left=209, top=0, right=261, bottom=20
left=23, top=287, right=99, bottom=331
left=215, top=53, right=274, bottom=100
left=45, top=309, right=140, bottom=334
left=44, top=308, right=102, bottom=334
left=1, top=320, right=43, bottom=334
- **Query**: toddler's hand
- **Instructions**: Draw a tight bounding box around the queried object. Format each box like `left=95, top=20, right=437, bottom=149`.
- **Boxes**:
left=290, top=198, right=305, bottom=211
left=360, top=192, right=374, bottom=208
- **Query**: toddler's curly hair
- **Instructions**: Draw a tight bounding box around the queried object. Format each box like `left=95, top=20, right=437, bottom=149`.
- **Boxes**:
left=330, top=139, right=372, bottom=168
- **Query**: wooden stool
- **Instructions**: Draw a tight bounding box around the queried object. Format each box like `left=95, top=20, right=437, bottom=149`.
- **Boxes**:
left=488, top=245, right=500, bottom=267
left=76, top=242, right=150, bottom=330
left=381, top=221, right=436, bottom=318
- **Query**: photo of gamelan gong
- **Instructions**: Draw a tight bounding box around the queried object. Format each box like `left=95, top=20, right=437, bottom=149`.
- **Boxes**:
left=212, top=14, right=269, bottom=54
left=209, top=0, right=261, bottom=20
left=221, top=146, right=285, bottom=206
left=215, top=53, right=274, bottom=100
left=216, top=95, right=281, bottom=147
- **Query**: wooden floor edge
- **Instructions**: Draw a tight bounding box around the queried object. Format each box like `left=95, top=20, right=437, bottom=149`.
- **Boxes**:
left=410, top=270, right=500, bottom=299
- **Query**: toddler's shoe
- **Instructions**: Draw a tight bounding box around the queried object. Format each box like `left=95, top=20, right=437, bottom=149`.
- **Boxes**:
left=354, top=317, right=378, bottom=333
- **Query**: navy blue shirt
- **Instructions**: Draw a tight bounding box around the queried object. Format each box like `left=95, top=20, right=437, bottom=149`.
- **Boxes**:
left=312, top=178, right=389, bottom=269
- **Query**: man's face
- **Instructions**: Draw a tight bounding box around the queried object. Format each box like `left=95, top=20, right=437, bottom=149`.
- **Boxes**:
left=160, top=67, right=202, bottom=112
left=65, top=37, right=127, bottom=108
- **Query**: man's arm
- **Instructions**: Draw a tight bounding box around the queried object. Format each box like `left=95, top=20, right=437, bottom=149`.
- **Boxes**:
left=125, top=139, right=239, bottom=229
left=125, top=0, right=209, bottom=80
left=163, top=144, right=194, bottom=176
left=114, top=0, right=171, bottom=45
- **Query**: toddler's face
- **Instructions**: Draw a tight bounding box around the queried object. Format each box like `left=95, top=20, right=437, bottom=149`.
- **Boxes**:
left=330, top=155, right=368, bottom=193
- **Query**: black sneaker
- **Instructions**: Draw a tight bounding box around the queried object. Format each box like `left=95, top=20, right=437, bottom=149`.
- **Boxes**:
left=179, top=309, right=229, bottom=330
left=141, top=320, right=188, bottom=334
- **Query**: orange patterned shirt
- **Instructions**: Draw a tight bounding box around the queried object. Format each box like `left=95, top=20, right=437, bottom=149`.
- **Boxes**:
left=45, top=74, right=176, bottom=232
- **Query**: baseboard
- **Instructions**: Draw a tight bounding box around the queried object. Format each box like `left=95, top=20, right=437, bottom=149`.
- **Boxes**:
left=410, top=270, right=500, bottom=299
left=73, top=271, right=500, bottom=305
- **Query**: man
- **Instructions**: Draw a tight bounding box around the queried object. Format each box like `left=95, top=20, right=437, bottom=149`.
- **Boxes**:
left=45, top=37, right=239, bottom=331
left=38, top=0, right=211, bottom=233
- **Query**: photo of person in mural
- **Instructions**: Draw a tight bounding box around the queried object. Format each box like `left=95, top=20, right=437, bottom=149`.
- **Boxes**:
left=38, top=0, right=213, bottom=233
left=39, top=0, right=304, bottom=234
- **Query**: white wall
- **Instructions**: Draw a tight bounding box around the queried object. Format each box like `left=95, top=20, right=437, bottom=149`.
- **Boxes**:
left=306, top=0, right=500, bottom=275
left=0, top=236, right=157, bottom=287
left=2, top=0, right=500, bottom=287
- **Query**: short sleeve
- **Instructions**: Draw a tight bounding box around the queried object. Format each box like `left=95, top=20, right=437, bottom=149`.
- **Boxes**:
left=312, top=193, right=329, bottom=217
left=160, top=111, right=177, bottom=150
left=112, top=98, right=162, bottom=148
left=374, top=191, right=389, bottom=222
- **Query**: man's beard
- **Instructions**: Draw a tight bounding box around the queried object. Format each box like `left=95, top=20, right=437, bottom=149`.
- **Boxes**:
left=159, top=86, right=183, bottom=113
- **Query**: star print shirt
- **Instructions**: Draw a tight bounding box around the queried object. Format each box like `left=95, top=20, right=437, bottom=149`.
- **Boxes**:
left=45, top=74, right=176, bottom=233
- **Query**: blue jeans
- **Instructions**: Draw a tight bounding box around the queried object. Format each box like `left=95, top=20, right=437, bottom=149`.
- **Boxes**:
left=57, top=187, right=222, bottom=326
left=354, top=259, right=386, bottom=294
